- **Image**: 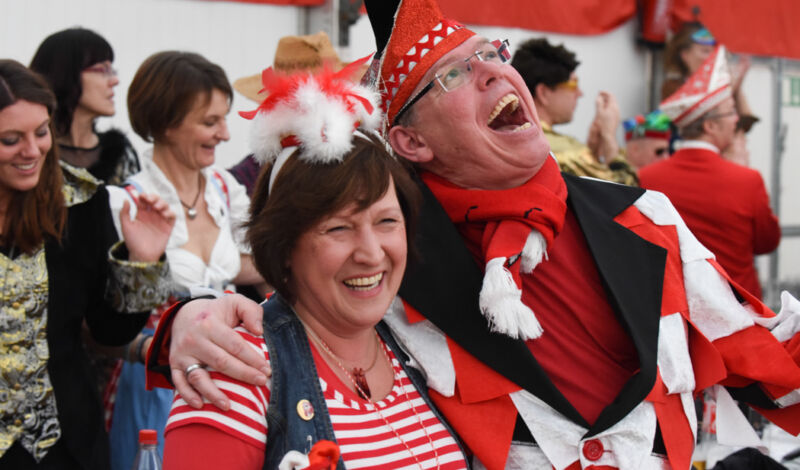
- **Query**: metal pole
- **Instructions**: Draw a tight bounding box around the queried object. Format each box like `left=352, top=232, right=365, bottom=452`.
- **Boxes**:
left=766, top=57, right=785, bottom=309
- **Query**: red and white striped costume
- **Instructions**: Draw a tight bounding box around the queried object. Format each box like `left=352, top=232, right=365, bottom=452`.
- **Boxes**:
left=164, top=327, right=467, bottom=469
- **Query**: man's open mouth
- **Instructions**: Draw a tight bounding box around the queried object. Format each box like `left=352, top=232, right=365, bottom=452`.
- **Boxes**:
left=487, top=94, right=531, bottom=132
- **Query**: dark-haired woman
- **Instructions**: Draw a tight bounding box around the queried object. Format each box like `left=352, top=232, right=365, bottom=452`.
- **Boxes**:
left=162, top=65, right=468, bottom=470
left=30, top=27, right=139, bottom=185
left=0, top=59, right=172, bottom=469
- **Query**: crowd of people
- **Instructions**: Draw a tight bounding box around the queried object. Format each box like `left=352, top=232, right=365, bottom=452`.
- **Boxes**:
left=1, top=0, right=798, bottom=468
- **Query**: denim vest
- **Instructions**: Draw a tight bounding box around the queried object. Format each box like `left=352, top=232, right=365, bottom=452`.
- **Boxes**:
left=261, top=293, right=469, bottom=469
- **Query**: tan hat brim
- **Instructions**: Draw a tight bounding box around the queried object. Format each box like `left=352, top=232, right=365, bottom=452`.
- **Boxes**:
left=233, top=62, right=371, bottom=104
left=233, top=74, right=267, bottom=104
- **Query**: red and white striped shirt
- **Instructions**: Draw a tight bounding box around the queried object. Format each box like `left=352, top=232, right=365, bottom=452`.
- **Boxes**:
left=165, top=327, right=467, bottom=469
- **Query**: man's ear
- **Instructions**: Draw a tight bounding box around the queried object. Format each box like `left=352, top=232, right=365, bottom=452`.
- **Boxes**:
left=388, top=125, right=435, bottom=163
left=534, top=83, right=551, bottom=106
left=702, top=117, right=716, bottom=136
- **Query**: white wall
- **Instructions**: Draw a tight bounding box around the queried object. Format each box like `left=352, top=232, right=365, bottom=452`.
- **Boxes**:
left=3, top=0, right=798, bottom=290
left=0, top=0, right=302, bottom=167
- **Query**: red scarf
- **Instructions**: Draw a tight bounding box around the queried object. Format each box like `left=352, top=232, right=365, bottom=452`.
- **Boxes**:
left=421, top=156, right=567, bottom=339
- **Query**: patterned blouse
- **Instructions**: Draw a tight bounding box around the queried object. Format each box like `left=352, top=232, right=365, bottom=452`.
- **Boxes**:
left=0, top=162, right=169, bottom=462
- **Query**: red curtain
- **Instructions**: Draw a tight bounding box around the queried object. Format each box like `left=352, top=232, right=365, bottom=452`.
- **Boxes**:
left=437, top=0, right=638, bottom=36
left=215, top=0, right=800, bottom=60
left=214, top=0, right=323, bottom=5
left=671, top=0, right=800, bottom=60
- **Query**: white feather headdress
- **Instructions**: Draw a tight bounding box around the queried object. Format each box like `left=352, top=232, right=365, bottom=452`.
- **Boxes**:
left=240, top=55, right=382, bottom=167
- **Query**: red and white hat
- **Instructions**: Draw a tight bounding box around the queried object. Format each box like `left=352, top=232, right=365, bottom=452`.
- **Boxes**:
left=364, top=0, right=475, bottom=127
left=659, top=45, right=732, bottom=127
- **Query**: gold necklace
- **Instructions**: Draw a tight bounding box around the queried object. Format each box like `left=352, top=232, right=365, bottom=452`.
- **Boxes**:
left=303, top=323, right=442, bottom=470
left=304, top=325, right=380, bottom=399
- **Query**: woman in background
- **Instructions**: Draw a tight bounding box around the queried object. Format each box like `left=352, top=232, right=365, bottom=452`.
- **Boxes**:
left=30, top=27, right=144, bottom=435
left=107, top=50, right=267, bottom=470
left=30, top=27, right=139, bottom=185
left=662, top=22, right=756, bottom=165
left=0, top=59, right=172, bottom=470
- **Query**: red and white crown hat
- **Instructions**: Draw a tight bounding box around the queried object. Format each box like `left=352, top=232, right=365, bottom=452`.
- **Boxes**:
left=239, top=57, right=382, bottom=191
left=364, top=0, right=475, bottom=127
left=659, top=45, right=732, bottom=127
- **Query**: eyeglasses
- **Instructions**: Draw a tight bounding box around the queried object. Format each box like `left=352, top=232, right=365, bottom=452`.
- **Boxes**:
left=655, top=147, right=669, bottom=157
left=393, top=39, right=511, bottom=123
left=84, top=63, right=117, bottom=78
left=556, top=78, right=579, bottom=91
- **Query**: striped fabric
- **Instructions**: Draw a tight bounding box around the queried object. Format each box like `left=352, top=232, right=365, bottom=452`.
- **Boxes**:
left=166, top=327, right=467, bottom=469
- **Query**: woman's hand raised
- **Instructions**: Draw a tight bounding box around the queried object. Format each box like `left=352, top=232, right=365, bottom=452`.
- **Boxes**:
left=120, top=193, right=175, bottom=262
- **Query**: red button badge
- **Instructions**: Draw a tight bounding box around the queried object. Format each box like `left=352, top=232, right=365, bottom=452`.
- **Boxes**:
left=582, top=439, right=604, bottom=461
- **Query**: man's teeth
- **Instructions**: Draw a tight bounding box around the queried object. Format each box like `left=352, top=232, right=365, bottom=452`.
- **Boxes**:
left=344, top=273, right=383, bottom=291
left=513, top=122, right=532, bottom=132
left=487, top=94, right=519, bottom=124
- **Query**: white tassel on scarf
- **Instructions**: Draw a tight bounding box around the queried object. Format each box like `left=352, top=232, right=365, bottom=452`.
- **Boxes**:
left=478, top=229, right=548, bottom=340
left=479, top=261, right=542, bottom=340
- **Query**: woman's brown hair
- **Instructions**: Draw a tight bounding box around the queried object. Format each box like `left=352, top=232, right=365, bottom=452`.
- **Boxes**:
left=127, top=51, right=233, bottom=143
left=0, top=60, right=66, bottom=253
left=663, top=22, right=707, bottom=80
left=247, top=132, right=421, bottom=303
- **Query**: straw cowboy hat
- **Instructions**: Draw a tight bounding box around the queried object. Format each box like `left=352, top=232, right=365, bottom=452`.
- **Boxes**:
left=234, top=31, right=365, bottom=103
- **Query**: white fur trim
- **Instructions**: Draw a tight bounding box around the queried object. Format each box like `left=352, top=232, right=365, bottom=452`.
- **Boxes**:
left=520, top=230, right=547, bottom=274
left=479, top=257, right=543, bottom=340
left=248, top=78, right=382, bottom=164
left=382, top=297, right=456, bottom=396
left=657, top=313, right=696, bottom=394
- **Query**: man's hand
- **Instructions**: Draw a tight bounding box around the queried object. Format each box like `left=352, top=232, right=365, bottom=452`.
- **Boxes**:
left=588, top=91, right=621, bottom=162
left=169, top=294, right=268, bottom=410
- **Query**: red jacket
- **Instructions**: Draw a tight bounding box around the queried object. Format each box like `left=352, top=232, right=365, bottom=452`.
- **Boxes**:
left=639, top=142, right=780, bottom=298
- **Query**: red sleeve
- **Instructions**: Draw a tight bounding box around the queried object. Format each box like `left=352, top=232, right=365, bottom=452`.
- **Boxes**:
left=750, top=173, right=780, bottom=255
left=163, top=423, right=264, bottom=470
left=144, top=299, right=183, bottom=390
left=145, top=296, right=217, bottom=390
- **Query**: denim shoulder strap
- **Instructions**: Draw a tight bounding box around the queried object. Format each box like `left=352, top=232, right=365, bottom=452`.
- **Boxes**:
left=261, top=294, right=345, bottom=469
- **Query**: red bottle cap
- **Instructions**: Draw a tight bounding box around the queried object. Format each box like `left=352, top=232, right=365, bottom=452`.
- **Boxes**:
left=139, top=429, right=158, bottom=445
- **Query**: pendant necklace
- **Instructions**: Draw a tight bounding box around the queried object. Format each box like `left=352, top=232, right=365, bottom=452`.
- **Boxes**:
left=304, top=325, right=380, bottom=399
left=303, top=323, right=442, bottom=470
left=179, top=173, right=203, bottom=220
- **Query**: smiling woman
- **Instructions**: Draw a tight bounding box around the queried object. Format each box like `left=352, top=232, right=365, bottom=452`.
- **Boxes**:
left=0, top=59, right=172, bottom=469
left=105, top=50, right=269, bottom=469
left=161, top=65, right=469, bottom=470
